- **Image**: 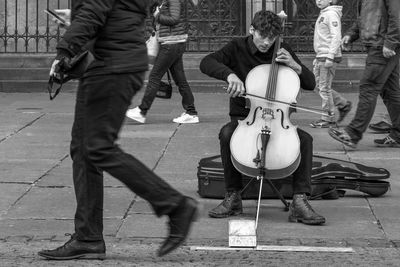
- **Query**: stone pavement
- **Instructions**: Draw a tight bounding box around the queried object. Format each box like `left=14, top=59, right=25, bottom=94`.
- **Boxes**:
left=0, top=91, right=399, bottom=266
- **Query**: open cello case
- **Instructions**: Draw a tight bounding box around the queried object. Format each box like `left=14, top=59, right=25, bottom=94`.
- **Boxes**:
left=197, top=154, right=390, bottom=200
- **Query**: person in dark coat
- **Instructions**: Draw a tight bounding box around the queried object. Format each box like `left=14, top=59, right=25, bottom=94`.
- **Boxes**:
left=38, top=0, right=198, bottom=260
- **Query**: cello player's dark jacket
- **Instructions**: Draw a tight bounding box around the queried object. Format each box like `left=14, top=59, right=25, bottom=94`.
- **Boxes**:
left=56, top=0, right=149, bottom=77
left=200, top=36, right=316, bottom=118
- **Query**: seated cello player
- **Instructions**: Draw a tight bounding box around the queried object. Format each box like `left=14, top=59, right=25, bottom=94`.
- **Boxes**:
left=200, top=10, right=325, bottom=225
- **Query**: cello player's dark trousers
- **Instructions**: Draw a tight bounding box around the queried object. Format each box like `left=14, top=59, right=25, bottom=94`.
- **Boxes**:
left=71, top=72, right=184, bottom=241
left=219, top=117, right=312, bottom=194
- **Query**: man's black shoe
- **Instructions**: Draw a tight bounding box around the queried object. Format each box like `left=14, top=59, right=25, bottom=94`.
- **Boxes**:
left=208, top=191, right=242, bottom=218
left=288, top=194, right=325, bottom=225
left=38, top=234, right=106, bottom=260
left=369, top=121, right=392, bottom=133
left=158, top=196, right=199, bottom=257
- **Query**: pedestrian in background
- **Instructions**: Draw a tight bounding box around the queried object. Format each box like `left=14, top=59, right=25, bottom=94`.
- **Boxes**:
left=310, top=0, right=352, bottom=128
left=126, top=0, right=199, bottom=124
left=329, top=0, right=400, bottom=148
left=38, top=0, right=198, bottom=260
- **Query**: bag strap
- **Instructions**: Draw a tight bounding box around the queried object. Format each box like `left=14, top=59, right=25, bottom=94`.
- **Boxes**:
left=47, top=75, right=64, bottom=100
left=166, top=70, right=172, bottom=85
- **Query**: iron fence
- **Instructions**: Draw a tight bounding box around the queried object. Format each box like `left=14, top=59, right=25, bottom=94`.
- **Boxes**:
left=0, top=0, right=361, bottom=53
left=0, top=0, right=71, bottom=53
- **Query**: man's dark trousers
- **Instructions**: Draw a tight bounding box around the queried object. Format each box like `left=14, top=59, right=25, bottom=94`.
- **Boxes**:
left=71, top=72, right=184, bottom=241
left=219, top=118, right=312, bottom=194
left=346, top=46, right=400, bottom=142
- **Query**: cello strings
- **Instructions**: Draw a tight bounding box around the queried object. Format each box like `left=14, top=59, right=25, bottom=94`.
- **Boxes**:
left=244, top=92, right=329, bottom=116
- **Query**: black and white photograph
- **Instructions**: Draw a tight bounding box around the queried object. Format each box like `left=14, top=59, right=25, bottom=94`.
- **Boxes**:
left=0, top=0, right=399, bottom=266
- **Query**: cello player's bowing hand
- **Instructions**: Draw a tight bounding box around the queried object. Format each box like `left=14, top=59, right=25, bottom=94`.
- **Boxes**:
left=275, top=48, right=302, bottom=75
left=226, top=73, right=245, bottom=98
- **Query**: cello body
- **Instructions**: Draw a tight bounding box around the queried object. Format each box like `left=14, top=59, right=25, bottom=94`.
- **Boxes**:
left=230, top=64, right=301, bottom=179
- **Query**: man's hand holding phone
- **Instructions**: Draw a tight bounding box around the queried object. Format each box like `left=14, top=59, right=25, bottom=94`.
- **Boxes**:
left=45, top=9, right=71, bottom=27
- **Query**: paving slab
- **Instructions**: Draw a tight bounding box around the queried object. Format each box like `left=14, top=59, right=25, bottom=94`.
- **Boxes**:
left=0, top=184, right=31, bottom=217
left=0, top=92, right=399, bottom=265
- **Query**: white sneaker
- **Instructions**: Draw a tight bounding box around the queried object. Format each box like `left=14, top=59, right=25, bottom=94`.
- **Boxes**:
left=172, top=112, right=199, bottom=124
left=126, top=107, right=146, bottom=123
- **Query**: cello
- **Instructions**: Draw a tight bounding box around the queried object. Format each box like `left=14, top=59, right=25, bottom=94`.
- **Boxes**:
left=230, top=11, right=301, bottom=181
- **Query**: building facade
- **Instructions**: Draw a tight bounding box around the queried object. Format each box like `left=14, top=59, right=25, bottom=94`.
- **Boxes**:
left=0, top=0, right=360, bottom=53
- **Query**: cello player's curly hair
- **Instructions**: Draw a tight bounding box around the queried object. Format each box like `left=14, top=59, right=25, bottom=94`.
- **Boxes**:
left=251, top=10, right=282, bottom=39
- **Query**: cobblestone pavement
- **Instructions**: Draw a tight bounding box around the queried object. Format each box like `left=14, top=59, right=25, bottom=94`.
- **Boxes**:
left=1, top=239, right=400, bottom=266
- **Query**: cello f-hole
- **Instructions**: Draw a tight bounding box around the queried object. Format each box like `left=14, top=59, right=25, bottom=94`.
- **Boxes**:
left=277, top=108, right=289, bottom=129
left=247, top=106, right=262, bottom=126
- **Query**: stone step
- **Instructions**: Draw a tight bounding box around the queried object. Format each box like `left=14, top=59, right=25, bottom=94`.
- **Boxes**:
left=0, top=53, right=367, bottom=68
left=0, top=53, right=366, bottom=92
left=0, top=79, right=358, bottom=93
left=0, top=67, right=365, bottom=82
left=0, top=80, right=78, bottom=93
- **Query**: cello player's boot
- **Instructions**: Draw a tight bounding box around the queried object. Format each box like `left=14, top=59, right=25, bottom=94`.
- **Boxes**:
left=208, top=191, right=242, bottom=218
left=288, top=193, right=325, bottom=225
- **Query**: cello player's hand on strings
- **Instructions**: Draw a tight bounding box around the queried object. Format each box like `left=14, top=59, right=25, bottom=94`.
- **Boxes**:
left=226, top=73, right=245, bottom=98
left=275, top=48, right=302, bottom=75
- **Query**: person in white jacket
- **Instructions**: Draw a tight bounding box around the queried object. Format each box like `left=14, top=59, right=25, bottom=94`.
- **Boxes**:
left=310, top=0, right=352, bottom=128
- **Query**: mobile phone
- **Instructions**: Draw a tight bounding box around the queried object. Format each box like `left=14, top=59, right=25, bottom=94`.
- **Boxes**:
left=44, top=9, right=67, bottom=25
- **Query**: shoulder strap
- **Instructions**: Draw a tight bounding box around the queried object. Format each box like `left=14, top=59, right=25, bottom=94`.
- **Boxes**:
left=166, top=70, right=172, bottom=85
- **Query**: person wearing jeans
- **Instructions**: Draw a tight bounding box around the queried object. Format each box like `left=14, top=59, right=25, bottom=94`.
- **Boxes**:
left=139, top=43, right=197, bottom=118
left=310, top=0, right=352, bottom=128
left=312, top=59, right=351, bottom=126
left=329, top=0, right=400, bottom=148
left=126, top=0, right=199, bottom=124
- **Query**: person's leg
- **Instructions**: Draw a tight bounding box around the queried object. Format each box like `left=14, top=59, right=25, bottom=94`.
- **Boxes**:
left=374, top=52, right=400, bottom=145
left=312, top=60, right=322, bottom=121
left=311, top=60, right=335, bottom=128
left=219, top=120, right=243, bottom=191
left=84, top=72, right=198, bottom=257
left=208, top=119, right=243, bottom=218
left=84, top=73, right=184, bottom=215
left=346, top=47, right=398, bottom=141
left=37, top=79, right=111, bottom=260
left=139, top=45, right=174, bottom=115
left=169, top=43, right=197, bottom=116
left=289, top=129, right=325, bottom=225
left=330, top=61, right=352, bottom=123
left=291, top=128, right=312, bottom=195
left=327, top=62, right=347, bottom=109
left=334, top=88, right=352, bottom=123
left=332, top=90, right=348, bottom=109
left=39, top=72, right=197, bottom=259
left=317, top=62, right=335, bottom=122
left=70, top=81, right=104, bottom=242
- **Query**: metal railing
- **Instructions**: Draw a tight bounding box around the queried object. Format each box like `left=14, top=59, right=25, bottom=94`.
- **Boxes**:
left=0, top=0, right=71, bottom=53
left=0, top=0, right=360, bottom=53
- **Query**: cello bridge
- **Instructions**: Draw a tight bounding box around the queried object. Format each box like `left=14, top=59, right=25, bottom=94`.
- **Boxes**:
left=262, top=108, right=274, bottom=119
